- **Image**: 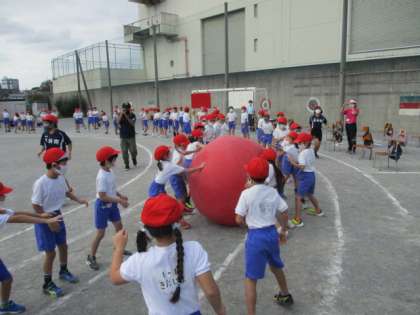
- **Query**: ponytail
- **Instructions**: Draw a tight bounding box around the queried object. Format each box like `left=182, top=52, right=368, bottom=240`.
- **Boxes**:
left=136, top=230, right=149, bottom=252
left=271, top=160, right=285, bottom=196
left=170, top=227, right=184, bottom=304
left=157, top=161, right=163, bottom=171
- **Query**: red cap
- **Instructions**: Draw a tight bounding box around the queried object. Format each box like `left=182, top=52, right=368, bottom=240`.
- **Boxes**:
left=154, top=145, right=171, bottom=161
left=43, top=148, right=67, bottom=164
left=141, top=194, right=183, bottom=227
left=203, top=108, right=208, bottom=113
left=258, top=109, right=266, bottom=116
left=42, top=114, right=58, bottom=124
left=191, top=129, right=203, bottom=138
left=0, top=182, right=13, bottom=196
left=241, top=106, right=247, bottom=110
left=244, top=157, right=269, bottom=180
left=212, top=109, right=220, bottom=115
left=184, top=106, right=190, bottom=112
left=277, top=111, right=285, bottom=117
left=96, top=146, right=120, bottom=162
left=200, top=115, right=208, bottom=121
left=218, top=114, right=225, bottom=120
left=194, top=122, right=205, bottom=129
left=290, top=122, right=301, bottom=130
left=288, top=131, right=299, bottom=140
left=260, top=148, right=277, bottom=162
left=295, top=132, right=313, bottom=144
left=277, top=117, right=287, bottom=124
left=173, top=134, right=190, bottom=147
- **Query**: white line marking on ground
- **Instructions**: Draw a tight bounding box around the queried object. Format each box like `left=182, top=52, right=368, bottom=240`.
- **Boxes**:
left=320, top=153, right=409, bottom=216
left=198, top=239, right=245, bottom=301
left=316, top=171, right=344, bottom=315
left=373, top=171, right=420, bottom=175
left=0, top=140, right=152, bottom=244
left=10, top=199, right=147, bottom=273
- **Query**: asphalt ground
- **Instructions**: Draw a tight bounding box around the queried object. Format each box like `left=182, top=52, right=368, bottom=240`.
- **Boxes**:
left=0, top=119, right=419, bottom=315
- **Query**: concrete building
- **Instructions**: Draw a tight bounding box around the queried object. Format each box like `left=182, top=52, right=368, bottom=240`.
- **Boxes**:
left=53, top=0, right=420, bottom=132
left=1, top=77, right=20, bottom=92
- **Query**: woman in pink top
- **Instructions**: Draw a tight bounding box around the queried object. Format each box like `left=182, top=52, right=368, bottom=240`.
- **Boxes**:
left=341, top=99, right=359, bottom=152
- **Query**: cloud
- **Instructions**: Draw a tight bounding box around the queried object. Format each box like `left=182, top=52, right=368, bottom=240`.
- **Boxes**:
left=0, top=0, right=138, bottom=89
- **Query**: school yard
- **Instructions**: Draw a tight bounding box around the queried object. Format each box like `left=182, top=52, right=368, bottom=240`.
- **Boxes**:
left=1, top=119, right=419, bottom=315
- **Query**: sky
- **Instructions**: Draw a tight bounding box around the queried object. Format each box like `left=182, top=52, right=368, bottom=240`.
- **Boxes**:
left=0, top=0, right=138, bottom=90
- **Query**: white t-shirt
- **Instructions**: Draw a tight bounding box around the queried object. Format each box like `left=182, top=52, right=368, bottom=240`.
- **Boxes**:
left=3, top=111, right=9, bottom=119
left=240, top=112, right=248, bottom=124
left=172, top=112, right=179, bottom=120
left=88, top=110, right=93, bottom=118
left=212, top=122, right=221, bottom=138
left=154, top=161, right=184, bottom=184
left=273, top=127, right=289, bottom=140
left=204, top=124, right=215, bottom=143
left=171, top=150, right=183, bottom=165
left=220, top=123, right=229, bottom=136
left=284, top=144, right=299, bottom=161
left=227, top=111, right=237, bottom=122
left=0, top=209, right=14, bottom=228
left=26, top=114, right=34, bottom=121
left=235, top=184, right=288, bottom=229
left=102, top=115, right=109, bottom=122
left=261, top=121, right=274, bottom=135
left=120, top=241, right=210, bottom=315
left=298, top=148, right=316, bottom=172
left=185, top=142, right=199, bottom=161
left=96, top=168, right=117, bottom=198
left=265, top=163, right=277, bottom=188
left=183, top=113, right=190, bottom=123
left=257, top=118, right=264, bottom=129
left=31, top=175, right=69, bottom=212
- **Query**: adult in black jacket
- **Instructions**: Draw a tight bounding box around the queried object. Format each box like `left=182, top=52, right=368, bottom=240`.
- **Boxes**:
left=309, top=108, right=327, bottom=158
left=118, top=103, right=138, bottom=170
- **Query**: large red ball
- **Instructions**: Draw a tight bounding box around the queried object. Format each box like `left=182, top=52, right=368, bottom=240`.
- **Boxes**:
left=189, top=136, right=263, bottom=226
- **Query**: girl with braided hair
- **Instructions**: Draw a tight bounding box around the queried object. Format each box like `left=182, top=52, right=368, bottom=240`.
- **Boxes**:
left=110, top=194, right=226, bottom=315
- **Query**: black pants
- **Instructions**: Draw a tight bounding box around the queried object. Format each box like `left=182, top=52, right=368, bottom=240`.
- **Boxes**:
left=345, top=123, right=357, bottom=151
left=248, top=114, right=255, bottom=131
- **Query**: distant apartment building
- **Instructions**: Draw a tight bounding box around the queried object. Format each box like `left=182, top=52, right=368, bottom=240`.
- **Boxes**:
left=1, top=77, right=20, bottom=92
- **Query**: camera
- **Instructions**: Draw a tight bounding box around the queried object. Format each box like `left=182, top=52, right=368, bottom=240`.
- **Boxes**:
left=122, top=102, right=131, bottom=113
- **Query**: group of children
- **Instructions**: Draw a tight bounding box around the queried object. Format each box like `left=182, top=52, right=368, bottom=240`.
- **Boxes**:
left=1, top=109, right=37, bottom=134
left=73, top=107, right=111, bottom=134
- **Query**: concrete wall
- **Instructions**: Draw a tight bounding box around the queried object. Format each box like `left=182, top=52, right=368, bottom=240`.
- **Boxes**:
left=53, top=56, right=420, bottom=133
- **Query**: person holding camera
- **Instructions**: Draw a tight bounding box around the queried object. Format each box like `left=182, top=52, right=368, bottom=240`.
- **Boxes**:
left=118, top=103, right=138, bottom=170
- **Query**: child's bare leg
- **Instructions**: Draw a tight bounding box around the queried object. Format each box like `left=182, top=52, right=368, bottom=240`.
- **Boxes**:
left=44, top=250, right=56, bottom=274
left=270, top=265, right=289, bottom=294
left=112, top=221, right=123, bottom=233
left=90, top=229, right=105, bottom=257
left=57, top=243, right=68, bottom=266
left=244, top=278, right=257, bottom=315
left=307, top=194, right=321, bottom=212
left=1, top=278, right=12, bottom=304
left=295, top=194, right=302, bottom=221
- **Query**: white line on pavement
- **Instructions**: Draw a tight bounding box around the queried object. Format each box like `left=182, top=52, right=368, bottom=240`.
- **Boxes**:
left=316, top=171, right=344, bottom=315
left=320, top=153, right=409, bottom=216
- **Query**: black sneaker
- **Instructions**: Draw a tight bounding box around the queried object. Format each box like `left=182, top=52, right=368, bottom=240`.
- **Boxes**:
left=123, top=250, right=132, bottom=256
left=132, top=158, right=137, bottom=167
left=43, top=281, right=63, bottom=298
left=315, top=152, right=320, bottom=159
left=86, top=255, right=100, bottom=271
left=125, top=165, right=130, bottom=171
left=274, top=293, right=294, bottom=306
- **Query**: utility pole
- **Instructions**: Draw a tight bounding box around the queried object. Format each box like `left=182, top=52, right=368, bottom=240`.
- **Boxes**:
left=75, top=50, right=93, bottom=108
left=338, top=0, right=349, bottom=113
left=75, top=50, right=82, bottom=112
left=105, top=40, right=114, bottom=115
left=224, top=2, right=230, bottom=112
left=152, top=23, right=160, bottom=109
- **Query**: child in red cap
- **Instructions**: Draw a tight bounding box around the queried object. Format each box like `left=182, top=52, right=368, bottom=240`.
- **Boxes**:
left=235, top=157, right=293, bottom=314
left=110, top=194, right=226, bottom=315
left=86, top=146, right=131, bottom=271
left=184, top=129, right=204, bottom=168
left=240, top=106, right=250, bottom=138
left=0, top=182, right=62, bottom=314
left=183, top=107, right=192, bottom=135
left=31, top=148, right=89, bottom=298
left=288, top=133, right=323, bottom=228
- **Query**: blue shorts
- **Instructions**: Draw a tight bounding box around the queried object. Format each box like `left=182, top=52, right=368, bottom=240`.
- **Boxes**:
left=88, top=117, right=95, bottom=124
left=94, top=199, right=121, bottom=229
left=169, top=174, right=187, bottom=199
left=21, top=120, right=26, bottom=126
left=3, top=118, right=9, bottom=125
left=296, top=171, right=316, bottom=196
left=158, top=119, right=164, bottom=128
left=0, top=259, right=12, bottom=281
left=104, top=121, right=110, bottom=127
left=148, top=181, right=166, bottom=197
left=174, top=120, right=179, bottom=130
left=163, top=119, right=169, bottom=129
left=241, top=123, right=249, bottom=134
left=143, top=120, right=148, bottom=128
left=28, top=121, right=34, bottom=128
left=183, top=122, right=192, bottom=134
left=183, top=159, right=192, bottom=168
left=261, top=133, right=273, bottom=146
left=228, top=121, right=236, bottom=130
left=153, top=119, right=159, bottom=127
left=95, top=117, right=100, bottom=124
left=256, top=128, right=262, bottom=142
left=245, top=225, right=284, bottom=280
left=169, top=120, right=173, bottom=127
left=75, top=118, right=83, bottom=125
left=281, top=155, right=295, bottom=176
left=34, top=211, right=66, bottom=252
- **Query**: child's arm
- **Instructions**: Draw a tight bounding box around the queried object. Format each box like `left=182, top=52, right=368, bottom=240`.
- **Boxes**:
left=110, top=230, right=129, bottom=285
left=288, top=157, right=305, bottom=170
left=196, top=272, right=226, bottom=315
left=184, top=162, right=205, bottom=175
left=235, top=214, right=246, bottom=226
left=66, top=191, right=89, bottom=207
left=7, top=213, right=62, bottom=225
left=99, top=192, right=129, bottom=208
